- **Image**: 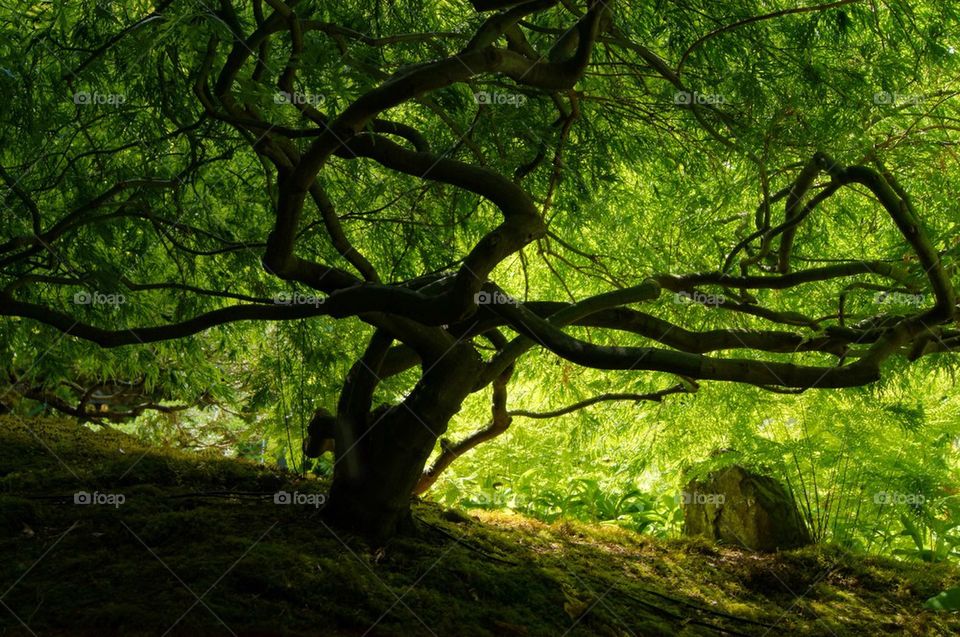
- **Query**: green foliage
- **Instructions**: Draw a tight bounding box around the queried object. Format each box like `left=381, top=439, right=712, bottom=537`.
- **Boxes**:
left=926, top=586, right=960, bottom=612
left=436, top=470, right=678, bottom=535
left=435, top=362, right=960, bottom=563
left=4, top=415, right=960, bottom=635
left=2, top=0, right=960, bottom=565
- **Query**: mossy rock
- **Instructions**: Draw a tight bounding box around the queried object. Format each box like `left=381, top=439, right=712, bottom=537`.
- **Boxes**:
left=682, top=465, right=811, bottom=552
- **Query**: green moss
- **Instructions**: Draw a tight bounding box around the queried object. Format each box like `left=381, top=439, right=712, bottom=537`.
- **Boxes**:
left=0, top=495, right=37, bottom=533
left=1, top=414, right=958, bottom=637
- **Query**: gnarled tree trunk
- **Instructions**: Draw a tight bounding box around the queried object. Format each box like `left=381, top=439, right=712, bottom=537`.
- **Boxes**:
left=322, top=330, right=482, bottom=540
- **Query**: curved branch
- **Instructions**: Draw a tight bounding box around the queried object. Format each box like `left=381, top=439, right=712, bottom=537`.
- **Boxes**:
left=487, top=293, right=916, bottom=388
left=677, top=0, right=864, bottom=76
left=415, top=360, right=514, bottom=495
left=0, top=296, right=329, bottom=347
left=509, top=383, right=693, bottom=419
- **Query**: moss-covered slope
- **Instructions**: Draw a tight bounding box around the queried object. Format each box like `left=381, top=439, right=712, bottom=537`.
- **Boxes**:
left=0, top=415, right=957, bottom=636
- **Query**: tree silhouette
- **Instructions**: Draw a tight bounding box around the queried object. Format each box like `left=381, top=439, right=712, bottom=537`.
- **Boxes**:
left=2, top=0, right=958, bottom=537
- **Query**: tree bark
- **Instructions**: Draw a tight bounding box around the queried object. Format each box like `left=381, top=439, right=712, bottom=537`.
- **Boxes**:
left=323, top=340, right=482, bottom=541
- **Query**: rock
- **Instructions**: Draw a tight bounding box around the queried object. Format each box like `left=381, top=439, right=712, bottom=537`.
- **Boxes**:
left=681, top=465, right=811, bottom=552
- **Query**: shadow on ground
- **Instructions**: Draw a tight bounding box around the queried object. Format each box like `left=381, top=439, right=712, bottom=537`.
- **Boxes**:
left=1, top=415, right=957, bottom=636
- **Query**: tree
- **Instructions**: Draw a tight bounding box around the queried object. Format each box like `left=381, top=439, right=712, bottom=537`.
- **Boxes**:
left=1, top=0, right=958, bottom=538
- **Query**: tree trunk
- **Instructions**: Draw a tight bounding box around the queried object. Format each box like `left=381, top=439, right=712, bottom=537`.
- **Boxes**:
left=323, top=341, right=482, bottom=541
left=322, top=408, right=435, bottom=539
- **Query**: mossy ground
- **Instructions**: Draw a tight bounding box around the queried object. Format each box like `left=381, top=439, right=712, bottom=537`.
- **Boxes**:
left=0, top=415, right=957, bottom=636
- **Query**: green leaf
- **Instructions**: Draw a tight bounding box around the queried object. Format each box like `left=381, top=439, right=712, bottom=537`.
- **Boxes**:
left=924, top=586, right=960, bottom=611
